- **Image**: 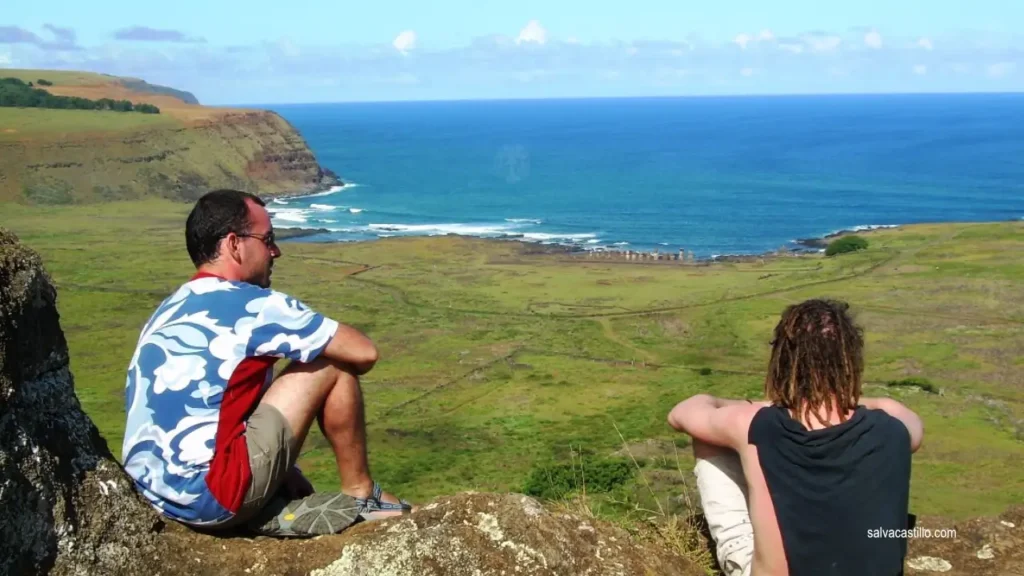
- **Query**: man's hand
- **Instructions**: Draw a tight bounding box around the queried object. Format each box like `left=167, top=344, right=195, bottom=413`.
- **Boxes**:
left=281, top=467, right=315, bottom=499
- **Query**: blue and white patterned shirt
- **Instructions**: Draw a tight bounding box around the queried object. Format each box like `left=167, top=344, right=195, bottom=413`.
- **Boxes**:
left=121, top=274, right=338, bottom=524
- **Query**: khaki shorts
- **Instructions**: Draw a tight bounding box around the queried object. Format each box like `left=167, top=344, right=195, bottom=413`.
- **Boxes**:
left=209, top=403, right=299, bottom=528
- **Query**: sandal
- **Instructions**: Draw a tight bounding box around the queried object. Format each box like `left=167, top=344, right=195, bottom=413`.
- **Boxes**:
left=247, top=491, right=361, bottom=538
left=354, top=481, right=414, bottom=521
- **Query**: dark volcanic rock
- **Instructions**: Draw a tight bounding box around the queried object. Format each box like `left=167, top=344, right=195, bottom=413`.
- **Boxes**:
left=0, top=229, right=163, bottom=576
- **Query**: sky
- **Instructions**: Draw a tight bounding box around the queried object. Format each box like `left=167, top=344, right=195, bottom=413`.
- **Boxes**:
left=2, top=0, right=1022, bottom=104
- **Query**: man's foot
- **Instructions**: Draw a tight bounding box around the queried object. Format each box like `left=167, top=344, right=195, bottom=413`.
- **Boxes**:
left=346, top=481, right=416, bottom=521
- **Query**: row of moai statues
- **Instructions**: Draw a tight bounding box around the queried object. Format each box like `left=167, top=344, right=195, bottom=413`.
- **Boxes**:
left=583, top=249, right=698, bottom=262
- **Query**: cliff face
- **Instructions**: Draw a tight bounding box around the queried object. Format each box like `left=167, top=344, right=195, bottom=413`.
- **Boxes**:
left=0, top=110, right=339, bottom=203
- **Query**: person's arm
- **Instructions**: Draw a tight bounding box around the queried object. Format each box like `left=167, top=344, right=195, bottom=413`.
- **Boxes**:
left=320, top=323, right=379, bottom=375
left=860, top=397, right=924, bottom=453
left=667, top=394, right=767, bottom=448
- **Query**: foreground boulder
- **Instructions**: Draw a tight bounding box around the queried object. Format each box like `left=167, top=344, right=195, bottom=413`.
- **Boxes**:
left=905, top=505, right=1024, bottom=575
left=309, top=492, right=698, bottom=576
left=0, top=229, right=163, bottom=576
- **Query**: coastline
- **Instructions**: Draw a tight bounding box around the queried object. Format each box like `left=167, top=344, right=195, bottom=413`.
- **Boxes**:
left=272, top=222, right=916, bottom=263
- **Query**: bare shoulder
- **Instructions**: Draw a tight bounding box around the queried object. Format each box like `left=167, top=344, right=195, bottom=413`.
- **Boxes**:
left=718, top=402, right=769, bottom=447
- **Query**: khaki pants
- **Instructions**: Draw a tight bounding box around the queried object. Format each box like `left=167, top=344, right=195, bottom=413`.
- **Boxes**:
left=694, top=451, right=754, bottom=576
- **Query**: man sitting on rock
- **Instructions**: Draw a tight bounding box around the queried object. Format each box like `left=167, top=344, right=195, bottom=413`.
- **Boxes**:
left=121, top=189, right=414, bottom=537
left=668, top=298, right=924, bottom=576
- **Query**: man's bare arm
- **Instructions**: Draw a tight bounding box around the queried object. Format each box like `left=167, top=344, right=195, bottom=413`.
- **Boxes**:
left=860, top=397, right=924, bottom=453
left=320, top=323, right=379, bottom=375
left=667, top=394, right=768, bottom=449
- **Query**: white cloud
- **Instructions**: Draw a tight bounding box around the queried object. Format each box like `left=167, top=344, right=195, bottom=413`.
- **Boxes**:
left=740, top=67, right=755, bottom=77
left=803, top=34, right=842, bottom=53
left=864, top=30, right=883, bottom=50
left=779, top=42, right=805, bottom=54
left=0, top=51, right=11, bottom=66
left=277, top=38, right=300, bottom=57
left=516, top=20, right=547, bottom=45
left=917, top=37, right=933, bottom=51
left=735, top=30, right=774, bottom=50
left=913, top=64, right=928, bottom=76
left=987, top=62, right=1016, bottom=78
left=393, top=30, right=417, bottom=55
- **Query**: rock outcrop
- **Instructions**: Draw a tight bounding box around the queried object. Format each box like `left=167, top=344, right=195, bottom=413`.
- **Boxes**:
left=905, top=506, right=1024, bottom=575
left=309, top=492, right=698, bottom=576
left=0, top=229, right=163, bottom=576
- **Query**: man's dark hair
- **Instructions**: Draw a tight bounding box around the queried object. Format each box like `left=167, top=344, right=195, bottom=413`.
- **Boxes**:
left=185, top=189, right=266, bottom=266
left=764, top=299, right=865, bottom=427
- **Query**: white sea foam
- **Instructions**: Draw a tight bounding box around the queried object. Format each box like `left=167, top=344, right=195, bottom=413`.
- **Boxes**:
left=613, top=242, right=630, bottom=246
left=286, top=182, right=359, bottom=200
left=310, top=204, right=336, bottom=211
left=520, top=232, right=597, bottom=242
left=849, top=224, right=899, bottom=232
left=826, top=224, right=900, bottom=236
left=368, top=223, right=516, bottom=236
left=268, top=207, right=313, bottom=225
left=274, top=212, right=309, bottom=224
left=587, top=239, right=600, bottom=244
left=349, top=208, right=363, bottom=214
left=272, top=199, right=289, bottom=205
left=505, top=218, right=542, bottom=224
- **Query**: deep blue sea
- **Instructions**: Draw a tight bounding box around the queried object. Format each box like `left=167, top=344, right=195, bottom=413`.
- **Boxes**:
left=259, top=95, right=1024, bottom=257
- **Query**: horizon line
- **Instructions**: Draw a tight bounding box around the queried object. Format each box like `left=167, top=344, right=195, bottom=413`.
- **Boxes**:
left=224, top=88, right=1024, bottom=108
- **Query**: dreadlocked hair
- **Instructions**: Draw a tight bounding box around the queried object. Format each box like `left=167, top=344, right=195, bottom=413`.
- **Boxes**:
left=765, top=299, right=865, bottom=428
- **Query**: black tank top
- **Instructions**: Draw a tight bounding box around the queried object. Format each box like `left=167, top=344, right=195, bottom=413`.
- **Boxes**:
left=748, top=405, right=911, bottom=576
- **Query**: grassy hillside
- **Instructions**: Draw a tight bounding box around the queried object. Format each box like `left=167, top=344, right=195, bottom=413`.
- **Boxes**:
left=0, top=69, right=336, bottom=203
left=1, top=201, right=1020, bottom=524
left=1, top=68, right=199, bottom=103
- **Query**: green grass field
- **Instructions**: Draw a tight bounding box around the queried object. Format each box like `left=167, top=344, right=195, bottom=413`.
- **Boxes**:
left=1, top=200, right=1021, bottom=523
left=0, top=68, right=117, bottom=86
left=0, top=107, right=180, bottom=140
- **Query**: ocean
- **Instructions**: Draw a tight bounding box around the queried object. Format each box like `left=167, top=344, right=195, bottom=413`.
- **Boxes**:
left=260, top=94, right=1024, bottom=257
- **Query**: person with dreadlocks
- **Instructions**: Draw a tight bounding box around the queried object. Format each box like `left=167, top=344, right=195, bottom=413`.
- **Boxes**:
left=667, top=298, right=923, bottom=576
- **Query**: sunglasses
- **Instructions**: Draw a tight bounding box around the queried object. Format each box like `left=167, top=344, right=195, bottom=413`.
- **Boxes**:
left=236, top=231, right=276, bottom=248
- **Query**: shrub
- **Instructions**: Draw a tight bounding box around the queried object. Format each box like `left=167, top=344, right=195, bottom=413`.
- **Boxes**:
left=23, top=182, right=74, bottom=205
left=825, top=235, right=869, bottom=256
left=523, top=457, right=633, bottom=500
left=885, top=377, right=938, bottom=394
left=37, top=79, right=54, bottom=86
left=0, top=78, right=158, bottom=113
left=698, top=367, right=713, bottom=376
